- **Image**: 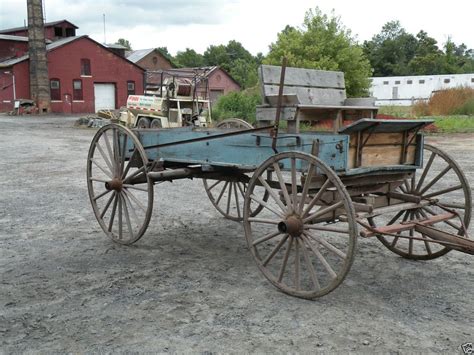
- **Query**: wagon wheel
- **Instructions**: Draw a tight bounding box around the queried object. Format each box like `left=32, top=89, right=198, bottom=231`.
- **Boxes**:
left=203, top=118, right=267, bottom=221
left=244, top=152, right=358, bottom=299
left=372, top=144, right=471, bottom=260
left=87, top=124, right=153, bottom=245
left=215, top=118, right=253, bottom=130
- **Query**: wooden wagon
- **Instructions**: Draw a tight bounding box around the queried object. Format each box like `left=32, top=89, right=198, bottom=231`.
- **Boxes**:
left=86, top=64, right=473, bottom=299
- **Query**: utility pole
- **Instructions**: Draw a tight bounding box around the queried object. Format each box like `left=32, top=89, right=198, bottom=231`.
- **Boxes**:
left=27, top=0, right=51, bottom=113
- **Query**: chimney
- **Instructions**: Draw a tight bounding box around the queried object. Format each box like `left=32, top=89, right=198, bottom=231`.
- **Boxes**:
left=27, top=0, right=51, bottom=113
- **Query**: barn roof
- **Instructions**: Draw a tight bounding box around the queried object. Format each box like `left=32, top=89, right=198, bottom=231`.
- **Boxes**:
left=0, top=19, right=79, bottom=34
left=125, top=48, right=155, bottom=63
left=0, top=34, right=29, bottom=42
left=0, top=35, right=144, bottom=71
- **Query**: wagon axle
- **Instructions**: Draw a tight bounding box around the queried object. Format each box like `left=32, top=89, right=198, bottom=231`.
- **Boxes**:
left=105, top=178, right=123, bottom=192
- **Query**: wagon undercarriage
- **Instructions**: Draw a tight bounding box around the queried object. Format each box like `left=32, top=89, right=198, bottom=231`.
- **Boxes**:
left=86, top=63, right=472, bottom=299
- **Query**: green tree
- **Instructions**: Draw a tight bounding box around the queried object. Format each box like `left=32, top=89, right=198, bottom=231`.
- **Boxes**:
left=175, top=48, right=205, bottom=67
left=203, top=40, right=260, bottom=88
left=115, top=38, right=132, bottom=50
left=363, top=21, right=417, bottom=76
left=265, top=7, right=372, bottom=97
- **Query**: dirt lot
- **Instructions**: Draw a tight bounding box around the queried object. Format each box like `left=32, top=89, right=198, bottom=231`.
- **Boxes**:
left=0, top=115, right=473, bottom=353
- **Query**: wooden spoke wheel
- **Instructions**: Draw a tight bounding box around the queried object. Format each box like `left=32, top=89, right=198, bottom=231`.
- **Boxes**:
left=87, top=124, right=153, bottom=245
left=373, top=144, right=472, bottom=260
left=203, top=118, right=264, bottom=221
left=243, top=152, right=358, bottom=299
left=215, top=118, right=253, bottom=130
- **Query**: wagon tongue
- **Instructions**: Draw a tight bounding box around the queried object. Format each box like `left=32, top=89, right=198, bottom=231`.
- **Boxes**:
left=414, top=224, right=474, bottom=255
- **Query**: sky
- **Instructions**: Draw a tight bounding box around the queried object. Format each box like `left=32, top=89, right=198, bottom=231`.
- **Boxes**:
left=1, top=0, right=473, bottom=55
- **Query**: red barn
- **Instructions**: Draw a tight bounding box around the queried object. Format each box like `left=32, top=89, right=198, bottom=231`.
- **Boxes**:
left=0, top=20, right=78, bottom=42
left=0, top=35, right=144, bottom=113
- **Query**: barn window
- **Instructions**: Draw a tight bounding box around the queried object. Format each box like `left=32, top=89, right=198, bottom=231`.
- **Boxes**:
left=127, top=81, right=135, bottom=96
left=395, top=80, right=401, bottom=85
left=471, top=78, right=474, bottom=83
left=54, top=27, right=63, bottom=37
left=383, top=81, right=389, bottom=85
left=81, top=58, right=91, bottom=76
left=419, top=79, right=425, bottom=84
left=50, top=79, right=61, bottom=101
left=444, top=78, right=450, bottom=83
left=73, top=79, right=83, bottom=100
left=407, top=80, right=413, bottom=84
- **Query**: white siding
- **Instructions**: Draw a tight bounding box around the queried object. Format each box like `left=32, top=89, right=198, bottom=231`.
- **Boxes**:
left=370, top=73, right=474, bottom=106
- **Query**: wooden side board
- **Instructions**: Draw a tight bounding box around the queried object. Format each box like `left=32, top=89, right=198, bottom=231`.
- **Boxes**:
left=347, top=132, right=418, bottom=169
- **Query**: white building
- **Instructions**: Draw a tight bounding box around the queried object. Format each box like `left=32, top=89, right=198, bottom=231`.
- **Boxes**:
left=370, top=73, right=474, bottom=106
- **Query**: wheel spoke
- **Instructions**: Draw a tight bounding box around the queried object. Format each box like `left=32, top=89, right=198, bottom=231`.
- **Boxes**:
left=120, top=134, right=128, bottom=176
left=122, top=189, right=140, bottom=225
left=90, top=157, right=113, bottom=179
left=122, top=149, right=137, bottom=180
left=121, top=193, right=134, bottom=240
left=233, top=183, right=241, bottom=219
left=298, top=163, right=315, bottom=215
left=418, top=165, right=451, bottom=195
left=90, top=177, right=109, bottom=183
left=123, top=165, right=146, bottom=184
left=100, top=191, right=116, bottom=219
left=415, top=210, right=433, bottom=255
left=294, top=237, right=300, bottom=290
left=208, top=179, right=223, bottom=191
left=303, top=201, right=344, bottom=224
left=108, top=193, right=119, bottom=232
left=422, top=184, right=462, bottom=199
left=247, top=217, right=280, bottom=225
left=302, top=179, right=331, bottom=218
left=112, top=128, right=121, bottom=177
left=118, top=192, right=123, bottom=239
left=122, top=184, right=149, bottom=192
left=95, top=143, right=114, bottom=174
left=93, top=188, right=111, bottom=202
left=302, top=234, right=336, bottom=280
left=123, top=188, right=147, bottom=213
left=415, top=151, right=436, bottom=192
left=277, top=237, right=293, bottom=283
left=299, top=237, right=321, bottom=290
left=305, top=232, right=346, bottom=260
left=226, top=182, right=233, bottom=215
left=215, top=181, right=229, bottom=205
left=391, top=211, right=410, bottom=247
left=273, top=163, right=292, bottom=210
left=408, top=211, right=414, bottom=256
left=252, top=231, right=282, bottom=246
left=291, top=157, right=298, bottom=209
left=250, top=194, right=285, bottom=218
left=304, top=224, right=350, bottom=234
left=262, top=234, right=289, bottom=267
left=257, top=176, right=288, bottom=213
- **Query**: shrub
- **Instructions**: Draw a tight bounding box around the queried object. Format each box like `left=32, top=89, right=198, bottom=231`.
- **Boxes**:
left=212, top=88, right=261, bottom=124
left=416, top=87, right=474, bottom=116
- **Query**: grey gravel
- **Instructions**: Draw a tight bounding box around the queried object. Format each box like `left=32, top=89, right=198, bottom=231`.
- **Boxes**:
left=0, top=114, right=473, bottom=353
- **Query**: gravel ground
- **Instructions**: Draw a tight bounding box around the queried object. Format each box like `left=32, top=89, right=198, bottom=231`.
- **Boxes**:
left=0, top=115, right=473, bottom=353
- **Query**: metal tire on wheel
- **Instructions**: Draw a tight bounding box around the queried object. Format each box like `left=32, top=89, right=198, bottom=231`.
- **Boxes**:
left=87, top=124, right=153, bottom=245
left=244, top=151, right=358, bottom=299
left=373, top=144, right=472, bottom=260
left=215, top=118, right=253, bottom=130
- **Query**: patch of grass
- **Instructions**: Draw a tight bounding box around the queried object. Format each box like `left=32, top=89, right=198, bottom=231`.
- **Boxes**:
left=428, top=115, right=474, bottom=133
left=378, top=105, right=414, bottom=118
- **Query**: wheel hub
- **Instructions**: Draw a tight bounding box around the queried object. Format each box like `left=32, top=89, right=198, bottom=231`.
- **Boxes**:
left=278, top=216, right=303, bottom=237
left=105, top=178, right=123, bottom=192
